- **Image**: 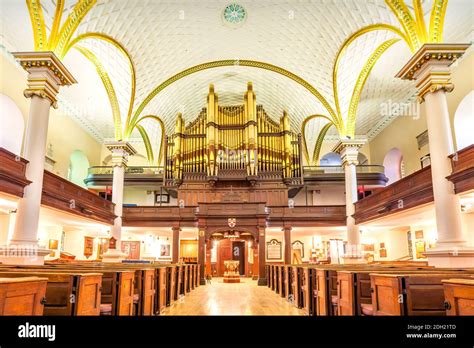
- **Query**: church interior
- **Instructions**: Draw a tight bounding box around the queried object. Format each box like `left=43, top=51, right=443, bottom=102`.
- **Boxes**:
left=0, top=0, right=473, bottom=323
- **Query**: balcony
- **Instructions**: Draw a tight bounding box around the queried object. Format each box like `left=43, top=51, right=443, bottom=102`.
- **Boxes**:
left=84, top=166, right=165, bottom=187
left=353, top=166, right=433, bottom=224
left=122, top=203, right=346, bottom=228
left=447, top=144, right=474, bottom=194
left=0, top=147, right=31, bottom=197
left=42, top=171, right=116, bottom=224
left=302, top=165, right=388, bottom=186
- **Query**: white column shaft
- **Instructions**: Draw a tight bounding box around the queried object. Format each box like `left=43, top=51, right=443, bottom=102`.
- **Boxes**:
left=424, top=90, right=464, bottom=247
left=10, top=95, right=52, bottom=245
left=344, top=163, right=360, bottom=251
left=111, top=165, right=125, bottom=246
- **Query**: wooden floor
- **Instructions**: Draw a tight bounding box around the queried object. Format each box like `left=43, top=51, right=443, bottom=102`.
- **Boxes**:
left=164, top=277, right=305, bottom=315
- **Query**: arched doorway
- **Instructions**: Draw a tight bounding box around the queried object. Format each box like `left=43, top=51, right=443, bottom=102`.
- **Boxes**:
left=207, top=231, right=257, bottom=278
left=454, top=90, right=474, bottom=150
left=383, top=148, right=404, bottom=184
left=319, top=152, right=342, bottom=166
left=0, top=94, right=24, bottom=155
left=68, top=150, right=90, bottom=188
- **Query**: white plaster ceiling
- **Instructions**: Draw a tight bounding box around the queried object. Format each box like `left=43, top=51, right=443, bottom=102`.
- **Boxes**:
left=0, top=0, right=472, bottom=156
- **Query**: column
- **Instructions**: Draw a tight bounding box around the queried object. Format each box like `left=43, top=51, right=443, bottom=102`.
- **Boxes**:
left=396, top=43, right=474, bottom=267
left=172, top=226, right=180, bottom=263
left=257, top=226, right=267, bottom=286
left=0, top=52, right=76, bottom=265
left=333, top=139, right=366, bottom=264
left=102, top=141, right=136, bottom=263
left=283, top=226, right=292, bottom=264
left=198, top=229, right=206, bottom=285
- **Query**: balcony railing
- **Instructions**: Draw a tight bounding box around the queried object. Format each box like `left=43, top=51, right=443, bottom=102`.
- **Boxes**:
left=302, top=165, right=385, bottom=176
left=85, top=166, right=165, bottom=186
left=88, top=166, right=164, bottom=175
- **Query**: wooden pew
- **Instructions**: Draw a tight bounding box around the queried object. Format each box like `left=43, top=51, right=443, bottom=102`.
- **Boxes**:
left=291, top=266, right=303, bottom=309
left=278, top=265, right=286, bottom=298
left=300, top=266, right=313, bottom=315
left=336, top=266, right=431, bottom=316
left=0, top=277, right=48, bottom=315
left=284, top=265, right=292, bottom=301
left=442, top=278, right=474, bottom=316
left=266, top=265, right=271, bottom=288
left=371, top=272, right=474, bottom=316
left=0, top=270, right=102, bottom=315
left=40, top=262, right=151, bottom=316
left=155, top=266, right=167, bottom=314
left=184, top=264, right=190, bottom=294
left=166, top=265, right=177, bottom=306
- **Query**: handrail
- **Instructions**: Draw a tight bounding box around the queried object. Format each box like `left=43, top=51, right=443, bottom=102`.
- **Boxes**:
left=302, top=165, right=385, bottom=175
left=88, top=166, right=164, bottom=175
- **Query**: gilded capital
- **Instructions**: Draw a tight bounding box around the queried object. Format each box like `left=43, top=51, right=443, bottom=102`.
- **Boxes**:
left=13, top=51, right=77, bottom=108
left=105, top=141, right=137, bottom=167
left=395, top=43, right=470, bottom=103
left=332, top=138, right=366, bottom=167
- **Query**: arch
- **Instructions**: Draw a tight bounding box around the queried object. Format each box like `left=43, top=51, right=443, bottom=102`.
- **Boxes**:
left=68, top=150, right=90, bottom=188
left=454, top=90, right=474, bottom=150
left=383, top=148, right=404, bottom=184
left=357, top=152, right=368, bottom=165
left=0, top=94, right=24, bottom=155
left=130, top=59, right=339, bottom=133
left=319, top=152, right=342, bottom=166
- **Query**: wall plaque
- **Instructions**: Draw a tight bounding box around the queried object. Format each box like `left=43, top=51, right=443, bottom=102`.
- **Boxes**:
left=266, top=239, right=282, bottom=260
left=292, top=240, right=304, bottom=258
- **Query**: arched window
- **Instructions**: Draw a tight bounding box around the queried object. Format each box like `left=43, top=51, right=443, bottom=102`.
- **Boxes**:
left=358, top=152, right=368, bottom=165
left=454, top=90, right=474, bottom=150
left=383, top=148, right=404, bottom=184
left=319, top=152, right=342, bottom=166
left=68, top=150, right=90, bottom=188
left=0, top=94, right=24, bottom=155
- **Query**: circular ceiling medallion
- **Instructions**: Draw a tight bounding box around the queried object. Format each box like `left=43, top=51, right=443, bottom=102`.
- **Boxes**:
left=222, top=3, right=246, bottom=27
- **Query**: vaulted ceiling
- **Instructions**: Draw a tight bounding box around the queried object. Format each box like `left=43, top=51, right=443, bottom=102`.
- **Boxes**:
left=1, top=0, right=472, bottom=161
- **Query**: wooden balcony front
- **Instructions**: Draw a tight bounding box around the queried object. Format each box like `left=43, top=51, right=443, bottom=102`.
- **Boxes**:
left=0, top=147, right=31, bottom=197
left=122, top=204, right=346, bottom=228
left=447, top=144, right=474, bottom=194
left=354, top=166, right=434, bottom=224
left=122, top=206, right=197, bottom=227
left=267, top=205, right=346, bottom=226
left=42, top=171, right=116, bottom=224
left=303, top=165, right=388, bottom=186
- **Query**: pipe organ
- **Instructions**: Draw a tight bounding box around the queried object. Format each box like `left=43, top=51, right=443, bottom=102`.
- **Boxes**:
left=165, top=83, right=302, bottom=186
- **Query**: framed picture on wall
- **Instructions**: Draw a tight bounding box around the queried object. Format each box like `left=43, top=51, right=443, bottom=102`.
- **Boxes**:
left=155, top=193, right=170, bottom=203
left=160, top=244, right=171, bottom=257
left=266, top=239, right=282, bottom=260
left=84, top=236, right=94, bottom=259
left=292, top=240, right=304, bottom=258
left=420, top=154, right=431, bottom=168
left=415, top=230, right=424, bottom=239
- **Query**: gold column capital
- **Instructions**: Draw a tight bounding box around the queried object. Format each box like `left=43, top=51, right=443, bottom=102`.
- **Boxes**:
left=395, top=43, right=470, bottom=102
left=332, top=138, right=366, bottom=166
left=105, top=141, right=137, bottom=167
left=13, top=51, right=77, bottom=108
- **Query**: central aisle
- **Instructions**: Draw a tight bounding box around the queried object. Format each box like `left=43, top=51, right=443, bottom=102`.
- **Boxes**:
left=163, top=278, right=305, bottom=315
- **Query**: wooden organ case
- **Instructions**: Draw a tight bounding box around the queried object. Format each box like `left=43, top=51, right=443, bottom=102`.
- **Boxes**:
left=164, top=83, right=303, bottom=206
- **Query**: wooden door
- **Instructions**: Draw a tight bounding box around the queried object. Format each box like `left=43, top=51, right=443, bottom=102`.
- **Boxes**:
left=443, top=281, right=474, bottom=315
left=337, top=272, right=355, bottom=316
left=217, top=239, right=232, bottom=276
left=121, top=241, right=141, bottom=260
left=371, top=275, right=403, bottom=316
left=0, top=278, right=47, bottom=316
left=141, top=270, right=155, bottom=316
left=75, top=274, right=101, bottom=316
left=315, top=270, right=328, bottom=316
left=117, top=272, right=134, bottom=315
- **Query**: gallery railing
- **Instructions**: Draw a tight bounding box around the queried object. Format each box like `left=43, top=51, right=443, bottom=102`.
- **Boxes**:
left=302, top=165, right=385, bottom=176
left=87, top=166, right=165, bottom=175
